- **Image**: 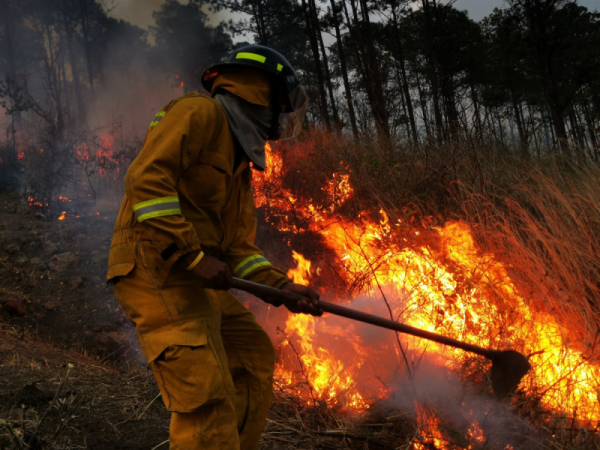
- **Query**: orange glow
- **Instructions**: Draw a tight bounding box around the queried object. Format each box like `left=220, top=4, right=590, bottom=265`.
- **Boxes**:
left=58, top=211, right=66, bottom=221
left=27, top=196, right=44, bottom=207
left=254, top=143, right=600, bottom=429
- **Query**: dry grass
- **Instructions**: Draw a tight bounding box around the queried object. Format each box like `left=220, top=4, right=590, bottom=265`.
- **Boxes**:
left=0, top=326, right=169, bottom=449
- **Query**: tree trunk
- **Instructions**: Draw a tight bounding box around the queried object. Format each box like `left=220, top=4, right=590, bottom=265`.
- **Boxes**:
left=415, top=70, right=431, bottom=137
left=301, top=0, right=330, bottom=129
left=422, top=0, right=444, bottom=144
left=79, top=0, right=94, bottom=89
left=309, top=0, right=340, bottom=128
left=509, top=87, right=525, bottom=147
left=341, top=1, right=379, bottom=133
left=470, top=84, right=482, bottom=140
left=390, top=3, right=418, bottom=142
left=251, top=0, right=268, bottom=45
left=1, top=0, right=22, bottom=140
left=549, top=104, right=569, bottom=157
left=329, top=0, right=358, bottom=136
left=358, top=0, right=389, bottom=137
left=62, top=9, right=86, bottom=127
left=582, top=101, right=598, bottom=161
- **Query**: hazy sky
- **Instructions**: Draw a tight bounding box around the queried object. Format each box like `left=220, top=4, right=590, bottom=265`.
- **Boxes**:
left=108, top=0, right=600, bottom=29
left=452, top=0, right=598, bottom=21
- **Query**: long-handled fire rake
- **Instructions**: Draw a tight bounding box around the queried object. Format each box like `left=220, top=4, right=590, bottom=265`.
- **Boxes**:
left=231, top=277, right=531, bottom=398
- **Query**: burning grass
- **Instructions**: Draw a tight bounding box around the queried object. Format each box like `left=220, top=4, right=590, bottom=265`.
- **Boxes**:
left=254, top=131, right=600, bottom=448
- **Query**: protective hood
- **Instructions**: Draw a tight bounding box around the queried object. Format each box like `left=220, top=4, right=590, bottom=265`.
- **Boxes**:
left=215, top=91, right=271, bottom=171
left=211, top=67, right=272, bottom=107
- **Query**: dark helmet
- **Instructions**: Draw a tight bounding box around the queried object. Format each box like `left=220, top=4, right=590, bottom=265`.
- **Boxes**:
left=202, top=45, right=308, bottom=140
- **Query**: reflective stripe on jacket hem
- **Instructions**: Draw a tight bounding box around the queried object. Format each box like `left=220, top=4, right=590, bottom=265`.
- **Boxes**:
left=234, top=254, right=271, bottom=279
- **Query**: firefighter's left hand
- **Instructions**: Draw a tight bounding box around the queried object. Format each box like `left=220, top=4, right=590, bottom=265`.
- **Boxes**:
left=281, top=283, right=323, bottom=316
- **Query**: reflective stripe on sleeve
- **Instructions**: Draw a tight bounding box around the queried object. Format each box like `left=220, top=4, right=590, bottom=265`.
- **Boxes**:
left=149, top=111, right=166, bottom=128
left=133, top=196, right=181, bottom=222
left=234, top=254, right=272, bottom=279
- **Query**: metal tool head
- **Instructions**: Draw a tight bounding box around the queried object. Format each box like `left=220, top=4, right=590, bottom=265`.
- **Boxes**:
left=490, top=350, right=531, bottom=398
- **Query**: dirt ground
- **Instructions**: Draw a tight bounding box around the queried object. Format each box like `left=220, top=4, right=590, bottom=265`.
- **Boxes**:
left=0, top=192, right=405, bottom=449
left=0, top=191, right=172, bottom=448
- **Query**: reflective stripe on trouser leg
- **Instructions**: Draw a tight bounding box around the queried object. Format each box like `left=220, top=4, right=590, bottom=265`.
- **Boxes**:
left=233, top=255, right=271, bottom=279
left=133, top=196, right=181, bottom=222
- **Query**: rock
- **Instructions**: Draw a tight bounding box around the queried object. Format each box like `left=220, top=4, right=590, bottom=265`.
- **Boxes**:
left=66, top=222, right=87, bottom=236
left=70, top=276, right=84, bottom=289
left=28, top=257, right=47, bottom=271
left=94, top=331, right=129, bottom=356
left=4, top=244, right=19, bottom=255
left=3, top=299, right=26, bottom=316
left=43, top=241, right=58, bottom=256
left=35, top=212, right=46, bottom=220
left=14, top=256, right=28, bottom=267
left=44, top=301, right=59, bottom=311
left=49, top=252, right=79, bottom=272
left=0, top=262, right=12, bottom=274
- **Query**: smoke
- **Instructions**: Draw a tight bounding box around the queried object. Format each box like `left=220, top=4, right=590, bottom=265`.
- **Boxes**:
left=384, top=359, right=543, bottom=449
left=264, top=287, right=545, bottom=449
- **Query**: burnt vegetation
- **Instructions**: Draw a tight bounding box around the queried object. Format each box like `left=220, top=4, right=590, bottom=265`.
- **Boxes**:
left=1, top=0, right=600, bottom=449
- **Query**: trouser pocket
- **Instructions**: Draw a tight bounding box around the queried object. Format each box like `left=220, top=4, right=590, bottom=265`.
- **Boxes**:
left=143, top=320, right=228, bottom=413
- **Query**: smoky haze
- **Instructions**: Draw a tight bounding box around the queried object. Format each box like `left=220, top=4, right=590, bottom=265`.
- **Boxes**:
left=107, top=0, right=167, bottom=28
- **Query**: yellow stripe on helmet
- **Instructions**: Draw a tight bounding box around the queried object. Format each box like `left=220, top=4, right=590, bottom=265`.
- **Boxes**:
left=236, top=52, right=267, bottom=64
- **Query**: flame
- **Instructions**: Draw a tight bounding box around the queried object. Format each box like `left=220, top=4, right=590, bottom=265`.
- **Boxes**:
left=58, top=211, right=66, bottom=221
left=75, top=131, right=119, bottom=178
left=255, top=143, right=600, bottom=428
left=27, top=196, right=47, bottom=207
left=414, top=403, right=448, bottom=449
left=286, top=251, right=311, bottom=286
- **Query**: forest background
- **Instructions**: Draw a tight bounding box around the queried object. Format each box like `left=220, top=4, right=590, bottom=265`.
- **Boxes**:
left=2, top=0, right=600, bottom=187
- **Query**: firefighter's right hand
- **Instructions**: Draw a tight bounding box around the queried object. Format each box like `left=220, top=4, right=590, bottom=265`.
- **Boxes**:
left=186, top=253, right=232, bottom=290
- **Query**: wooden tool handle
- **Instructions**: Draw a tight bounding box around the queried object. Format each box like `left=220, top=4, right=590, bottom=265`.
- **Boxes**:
left=231, top=277, right=497, bottom=359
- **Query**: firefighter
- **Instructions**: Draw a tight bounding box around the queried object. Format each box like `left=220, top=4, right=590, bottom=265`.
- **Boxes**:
left=106, top=45, right=321, bottom=449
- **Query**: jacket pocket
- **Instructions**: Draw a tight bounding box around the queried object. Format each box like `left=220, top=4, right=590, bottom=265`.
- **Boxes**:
left=106, top=242, right=136, bottom=282
left=143, top=319, right=229, bottom=413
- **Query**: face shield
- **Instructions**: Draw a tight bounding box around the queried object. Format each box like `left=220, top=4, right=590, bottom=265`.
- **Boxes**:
left=276, top=83, right=308, bottom=141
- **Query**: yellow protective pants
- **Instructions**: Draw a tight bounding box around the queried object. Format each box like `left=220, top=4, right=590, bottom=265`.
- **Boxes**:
left=111, top=263, right=275, bottom=450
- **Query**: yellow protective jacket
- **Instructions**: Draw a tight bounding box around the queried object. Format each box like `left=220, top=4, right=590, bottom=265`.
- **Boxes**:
left=107, top=92, right=290, bottom=301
